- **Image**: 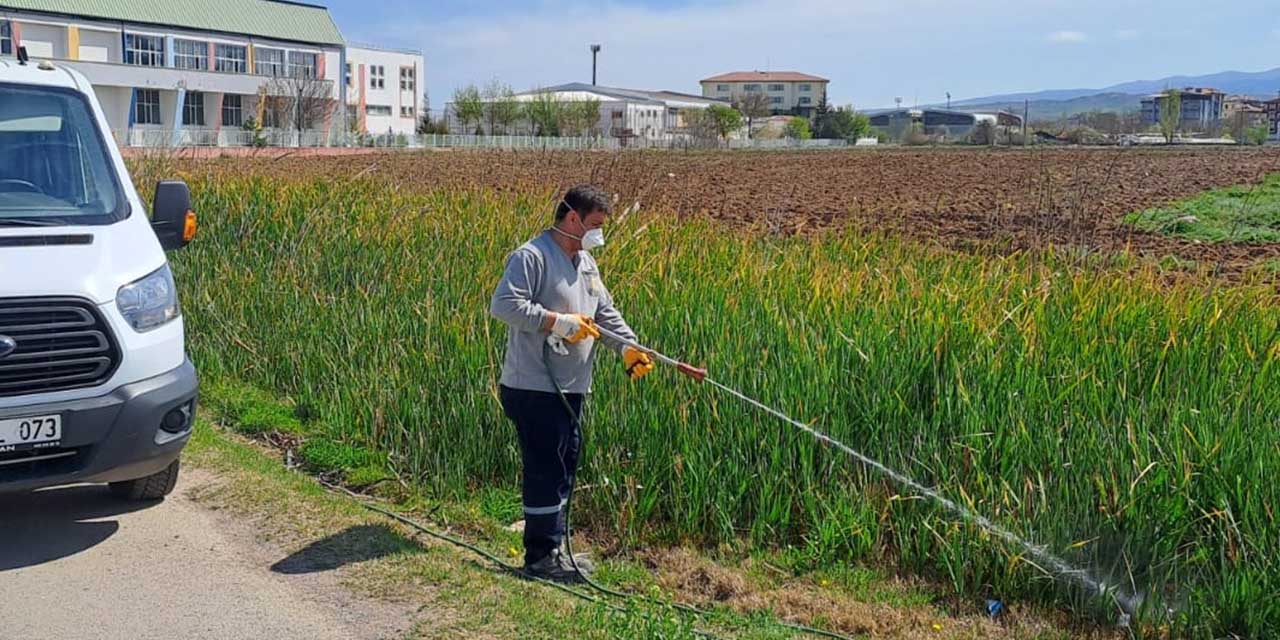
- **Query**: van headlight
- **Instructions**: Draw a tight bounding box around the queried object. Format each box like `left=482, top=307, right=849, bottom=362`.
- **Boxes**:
left=117, top=264, right=180, bottom=332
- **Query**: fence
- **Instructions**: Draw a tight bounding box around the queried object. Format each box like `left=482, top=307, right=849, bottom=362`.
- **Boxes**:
left=125, top=128, right=338, bottom=148
left=119, top=129, right=879, bottom=152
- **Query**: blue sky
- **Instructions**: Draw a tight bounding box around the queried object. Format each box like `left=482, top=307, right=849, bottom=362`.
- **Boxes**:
left=326, top=0, right=1280, bottom=110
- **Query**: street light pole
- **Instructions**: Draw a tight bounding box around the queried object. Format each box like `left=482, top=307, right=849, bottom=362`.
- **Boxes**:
left=590, top=44, right=601, bottom=85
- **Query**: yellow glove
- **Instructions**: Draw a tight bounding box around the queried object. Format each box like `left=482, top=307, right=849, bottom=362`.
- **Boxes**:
left=623, top=346, right=655, bottom=380
left=551, top=313, right=600, bottom=344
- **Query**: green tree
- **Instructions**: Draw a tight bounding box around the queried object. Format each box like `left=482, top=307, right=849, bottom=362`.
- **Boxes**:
left=482, top=80, right=522, bottom=135
left=524, top=91, right=565, bottom=136
left=1159, top=89, right=1181, bottom=144
left=558, top=98, right=601, bottom=136
left=705, top=104, right=744, bottom=140
left=784, top=117, right=812, bottom=140
left=815, top=106, right=871, bottom=141
left=452, top=84, right=485, bottom=134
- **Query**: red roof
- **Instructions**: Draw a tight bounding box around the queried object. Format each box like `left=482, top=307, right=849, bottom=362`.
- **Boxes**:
left=701, top=71, right=828, bottom=83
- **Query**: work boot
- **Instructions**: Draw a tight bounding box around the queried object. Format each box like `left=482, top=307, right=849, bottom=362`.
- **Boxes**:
left=522, top=548, right=585, bottom=584
left=561, top=542, right=596, bottom=575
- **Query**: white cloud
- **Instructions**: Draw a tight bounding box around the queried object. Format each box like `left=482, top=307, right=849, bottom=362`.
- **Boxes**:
left=1114, top=29, right=1140, bottom=40
left=1047, top=30, right=1089, bottom=43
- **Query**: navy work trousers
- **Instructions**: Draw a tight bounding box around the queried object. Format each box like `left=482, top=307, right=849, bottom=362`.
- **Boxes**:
left=499, top=384, right=584, bottom=566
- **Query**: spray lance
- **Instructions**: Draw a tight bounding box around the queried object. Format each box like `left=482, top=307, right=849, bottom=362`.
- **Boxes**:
left=585, top=323, right=1141, bottom=624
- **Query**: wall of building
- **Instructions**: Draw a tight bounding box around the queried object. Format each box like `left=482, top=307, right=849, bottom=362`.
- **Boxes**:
left=17, top=20, right=67, bottom=59
left=77, top=27, right=118, bottom=62
left=346, top=46, right=422, bottom=136
left=701, top=80, right=827, bottom=114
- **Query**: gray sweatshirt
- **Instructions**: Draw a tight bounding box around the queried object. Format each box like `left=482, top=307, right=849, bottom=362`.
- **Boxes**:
left=489, top=230, right=637, bottom=393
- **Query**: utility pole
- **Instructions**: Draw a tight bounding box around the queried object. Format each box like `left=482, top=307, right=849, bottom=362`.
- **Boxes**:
left=946, top=92, right=951, bottom=110
left=1023, top=99, right=1029, bottom=147
left=590, top=44, right=601, bottom=85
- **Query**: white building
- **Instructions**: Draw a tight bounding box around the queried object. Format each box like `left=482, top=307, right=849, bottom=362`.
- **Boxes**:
left=0, top=0, right=426, bottom=145
left=345, top=43, right=423, bottom=136
left=699, top=71, right=829, bottom=118
left=448, top=83, right=727, bottom=140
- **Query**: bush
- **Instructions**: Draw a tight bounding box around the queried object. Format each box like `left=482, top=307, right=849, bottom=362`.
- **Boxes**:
left=969, top=120, right=996, bottom=146
left=901, top=123, right=929, bottom=146
left=1245, top=125, right=1269, bottom=146
left=784, top=117, right=813, bottom=140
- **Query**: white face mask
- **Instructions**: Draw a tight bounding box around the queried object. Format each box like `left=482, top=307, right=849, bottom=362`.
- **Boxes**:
left=556, top=202, right=606, bottom=252
left=581, top=228, right=605, bottom=251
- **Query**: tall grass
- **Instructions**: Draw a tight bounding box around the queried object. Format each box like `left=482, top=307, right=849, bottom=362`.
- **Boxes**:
left=168, top=171, right=1279, bottom=638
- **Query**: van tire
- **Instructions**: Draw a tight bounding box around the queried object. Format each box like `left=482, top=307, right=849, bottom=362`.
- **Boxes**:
left=109, top=459, right=181, bottom=500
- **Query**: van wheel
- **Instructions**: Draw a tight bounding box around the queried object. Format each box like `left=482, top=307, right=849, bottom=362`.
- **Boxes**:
left=109, top=459, right=180, bottom=500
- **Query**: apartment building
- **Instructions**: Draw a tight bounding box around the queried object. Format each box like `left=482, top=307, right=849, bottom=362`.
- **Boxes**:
left=345, top=43, right=423, bottom=136
left=1140, top=87, right=1226, bottom=130
left=699, top=71, right=829, bottom=118
left=0, top=0, right=424, bottom=144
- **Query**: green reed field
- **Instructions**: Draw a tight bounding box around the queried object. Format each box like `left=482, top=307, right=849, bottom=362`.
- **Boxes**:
left=157, top=166, right=1278, bottom=638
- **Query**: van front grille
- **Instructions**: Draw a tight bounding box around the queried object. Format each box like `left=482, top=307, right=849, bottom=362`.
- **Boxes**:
left=0, top=297, right=121, bottom=398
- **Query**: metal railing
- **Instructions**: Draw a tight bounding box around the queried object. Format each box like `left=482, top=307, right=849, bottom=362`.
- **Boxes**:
left=120, top=129, right=880, bottom=151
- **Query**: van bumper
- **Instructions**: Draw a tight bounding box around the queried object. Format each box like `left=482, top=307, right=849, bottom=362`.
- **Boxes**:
left=0, top=359, right=198, bottom=494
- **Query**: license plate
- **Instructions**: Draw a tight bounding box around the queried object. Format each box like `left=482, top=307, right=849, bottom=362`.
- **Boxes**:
left=0, top=414, right=62, bottom=450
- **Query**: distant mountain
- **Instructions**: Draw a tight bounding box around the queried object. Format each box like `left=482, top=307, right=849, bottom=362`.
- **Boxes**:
left=945, top=67, right=1280, bottom=112
left=950, top=93, right=1142, bottom=120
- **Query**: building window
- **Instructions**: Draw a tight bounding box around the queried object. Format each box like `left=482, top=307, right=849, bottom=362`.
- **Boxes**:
left=798, top=97, right=812, bottom=105
left=743, top=84, right=761, bottom=92
left=183, top=91, right=205, bottom=126
left=255, top=47, right=285, bottom=76
left=124, top=33, right=165, bottom=67
left=799, top=84, right=811, bottom=92
left=135, top=89, right=161, bottom=125
left=345, top=63, right=352, bottom=87
left=1, top=21, right=11, bottom=56
left=370, top=66, right=385, bottom=90
left=288, top=51, right=318, bottom=78
left=222, top=94, right=243, bottom=127
left=366, top=104, right=391, bottom=116
left=173, top=39, right=208, bottom=70
left=769, top=96, right=784, bottom=105
left=215, top=43, right=246, bottom=73
left=400, top=67, right=415, bottom=91
left=768, top=84, right=785, bottom=92
left=400, top=105, right=414, bottom=118
left=715, top=84, right=729, bottom=92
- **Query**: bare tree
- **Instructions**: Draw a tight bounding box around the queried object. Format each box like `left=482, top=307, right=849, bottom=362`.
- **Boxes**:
left=732, top=91, right=772, bottom=139
left=264, top=71, right=337, bottom=134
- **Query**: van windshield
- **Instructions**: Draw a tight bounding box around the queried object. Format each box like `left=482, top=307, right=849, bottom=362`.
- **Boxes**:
left=0, top=83, right=127, bottom=227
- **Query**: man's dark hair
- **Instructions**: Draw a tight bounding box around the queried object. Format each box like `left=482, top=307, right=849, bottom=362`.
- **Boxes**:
left=555, top=183, right=612, bottom=222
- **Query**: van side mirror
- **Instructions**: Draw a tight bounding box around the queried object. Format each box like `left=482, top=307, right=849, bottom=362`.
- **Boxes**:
left=152, top=181, right=197, bottom=251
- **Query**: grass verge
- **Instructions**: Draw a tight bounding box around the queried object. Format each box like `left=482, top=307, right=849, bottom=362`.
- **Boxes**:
left=186, top=379, right=1115, bottom=639
left=1125, top=173, right=1280, bottom=242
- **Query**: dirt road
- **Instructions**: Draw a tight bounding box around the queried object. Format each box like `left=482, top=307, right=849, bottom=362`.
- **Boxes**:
left=0, top=468, right=412, bottom=640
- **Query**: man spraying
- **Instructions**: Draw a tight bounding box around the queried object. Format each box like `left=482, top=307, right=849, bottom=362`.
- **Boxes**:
left=489, top=184, right=654, bottom=584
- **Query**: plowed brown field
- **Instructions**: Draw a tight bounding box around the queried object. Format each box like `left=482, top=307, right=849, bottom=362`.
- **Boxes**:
left=177, top=146, right=1280, bottom=270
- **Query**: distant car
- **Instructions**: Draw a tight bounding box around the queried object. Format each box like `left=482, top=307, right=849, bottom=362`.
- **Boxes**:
left=0, top=53, right=198, bottom=500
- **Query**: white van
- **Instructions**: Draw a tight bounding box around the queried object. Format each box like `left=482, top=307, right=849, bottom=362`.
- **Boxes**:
left=0, top=55, right=197, bottom=500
